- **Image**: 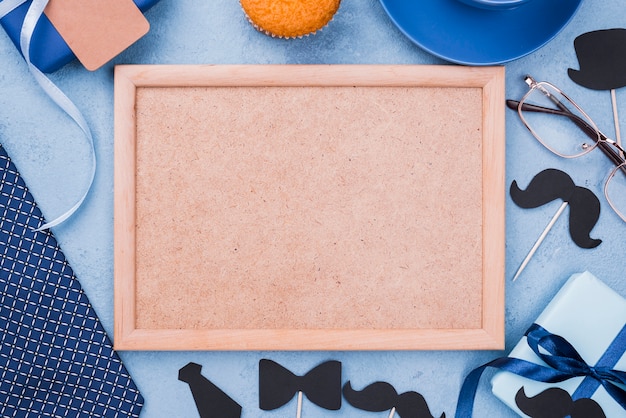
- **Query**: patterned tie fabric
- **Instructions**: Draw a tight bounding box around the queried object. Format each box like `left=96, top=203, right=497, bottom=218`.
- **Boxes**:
left=0, top=144, right=144, bottom=417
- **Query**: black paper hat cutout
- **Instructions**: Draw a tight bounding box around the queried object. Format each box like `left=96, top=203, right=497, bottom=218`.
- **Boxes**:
left=343, top=381, right=445, bottom=418
left=515, top=387, right=606, bottom=418
left=178, top=362, right=242, bottom=418
left=568, top=28, right=626, bottom=91
left=259, top=359, right=342, bottom=413
left=510, top=168, right=601, bottom=249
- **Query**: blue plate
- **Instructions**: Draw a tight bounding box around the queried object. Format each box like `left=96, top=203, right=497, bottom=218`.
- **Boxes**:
left=379, top=0, right=583, bottom=65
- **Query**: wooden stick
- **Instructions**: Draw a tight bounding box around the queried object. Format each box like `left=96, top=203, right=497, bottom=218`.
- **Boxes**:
left=611, top=89, right=623, bottom=159
left=296, top=391, right=303, bottom=418
left=512, top=201, right=568, bottom=282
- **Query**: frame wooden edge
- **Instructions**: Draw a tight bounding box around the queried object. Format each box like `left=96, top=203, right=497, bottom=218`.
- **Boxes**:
left=114, top=329, right=503, bottom=351
left=481, top=66, right=506, bottom=350
left=112, top=64, right=503, bottom=88
left=113, top=66, right=139, bottom=348
left=112, top=64, right=507, bottom=351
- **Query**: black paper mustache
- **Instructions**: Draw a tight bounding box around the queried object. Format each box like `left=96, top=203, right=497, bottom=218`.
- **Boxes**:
left=515, top=387, right=606, bottom=418
left=343, top=381, right=445, bottom=418
left=510, top=169, right=601, bottom=248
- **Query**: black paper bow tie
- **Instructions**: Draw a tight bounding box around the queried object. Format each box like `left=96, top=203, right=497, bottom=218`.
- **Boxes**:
left=259, top=359, right=342, bottom=411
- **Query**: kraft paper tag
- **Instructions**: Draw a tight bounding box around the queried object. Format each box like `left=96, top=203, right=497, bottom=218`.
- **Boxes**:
left=44, top=0, right=150, bottom=71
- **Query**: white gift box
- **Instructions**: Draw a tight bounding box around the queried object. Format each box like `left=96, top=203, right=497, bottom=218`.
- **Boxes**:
left=491, top=271, right=626, bottom=417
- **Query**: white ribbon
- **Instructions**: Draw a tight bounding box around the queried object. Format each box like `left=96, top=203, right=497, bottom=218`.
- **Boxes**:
left=0, top=0, right=26, bottom=18
left=2, top=0, right=96, bottom=230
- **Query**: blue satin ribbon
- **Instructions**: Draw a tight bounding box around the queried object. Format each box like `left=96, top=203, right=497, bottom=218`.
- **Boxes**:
left=455, top=323, right=626, bottom=417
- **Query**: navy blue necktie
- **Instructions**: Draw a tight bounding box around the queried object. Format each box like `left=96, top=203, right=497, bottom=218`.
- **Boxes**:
left=0, top=144, right=144, bottom=417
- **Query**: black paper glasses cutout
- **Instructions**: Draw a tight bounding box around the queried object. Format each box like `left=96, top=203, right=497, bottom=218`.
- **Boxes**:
left=259, top=359, right=342, bottom=417
left=507, top=75, right=626, bottom=223
left=514, top=387, right=606, bottom=418
left=343, top=381, right=445, bottom=418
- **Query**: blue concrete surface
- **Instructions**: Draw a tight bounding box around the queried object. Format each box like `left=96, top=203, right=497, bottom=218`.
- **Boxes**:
left=1, top=1, right=625, bottom=417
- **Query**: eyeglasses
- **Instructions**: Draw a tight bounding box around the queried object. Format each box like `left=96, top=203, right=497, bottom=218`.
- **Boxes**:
left=507, top=75, right=626, bottom=222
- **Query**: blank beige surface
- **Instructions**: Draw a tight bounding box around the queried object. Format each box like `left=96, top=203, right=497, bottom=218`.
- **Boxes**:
left=45, top=0, right=149, bottom=71
left=114, top=65, right=505, bottom=350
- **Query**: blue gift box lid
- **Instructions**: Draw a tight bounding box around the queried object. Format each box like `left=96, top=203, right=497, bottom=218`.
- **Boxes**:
left=0, top=0, right=160, bottom=73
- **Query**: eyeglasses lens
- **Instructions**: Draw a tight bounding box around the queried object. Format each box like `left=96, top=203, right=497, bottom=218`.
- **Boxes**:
left=606, top=163, right=626, bottom=222
left=520, top=83, right=599, bottom=158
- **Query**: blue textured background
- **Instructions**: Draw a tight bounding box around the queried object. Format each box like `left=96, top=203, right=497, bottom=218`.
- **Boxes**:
left=1, top=1, right=625, bottom=417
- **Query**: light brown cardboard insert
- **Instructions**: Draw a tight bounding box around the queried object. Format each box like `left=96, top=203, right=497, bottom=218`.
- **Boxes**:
left=45, top=0, right=149, bottom=71
left=114, top=65, right=505, bottom=350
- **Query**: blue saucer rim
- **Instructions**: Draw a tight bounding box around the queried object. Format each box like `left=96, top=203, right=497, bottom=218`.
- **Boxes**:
left=458, top=0, right=529, bottom=9
left=378, top=0, right=584, bottom=65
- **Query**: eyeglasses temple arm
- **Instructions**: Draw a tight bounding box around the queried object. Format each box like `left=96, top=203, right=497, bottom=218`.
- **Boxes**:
left=506, top=100, right=626, bottom=169
left=506, top=100, right=594, bottom=131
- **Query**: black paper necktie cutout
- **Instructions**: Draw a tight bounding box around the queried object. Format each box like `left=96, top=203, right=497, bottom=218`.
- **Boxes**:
left=178, top=362, right=242, bottom=418
left=510, top=168, right=601, bottom=249
left=343, top=381, right=445, bottom=418
left=515, top=387, right=606, bottom=418
left=259, top=359, right=342, bottom=413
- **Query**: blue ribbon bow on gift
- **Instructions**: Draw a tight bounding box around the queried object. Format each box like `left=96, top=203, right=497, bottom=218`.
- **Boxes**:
left=455, top=323, right=626, bottom=417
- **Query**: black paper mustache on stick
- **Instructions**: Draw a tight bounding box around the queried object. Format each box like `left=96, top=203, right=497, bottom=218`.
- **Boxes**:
left=343, top=381, right=445, bottom=418
left=510, top=169, right=601, bottom=281
left=510, top=169, right=601, bottom=248
left=515, top=387, right=606, bottom=418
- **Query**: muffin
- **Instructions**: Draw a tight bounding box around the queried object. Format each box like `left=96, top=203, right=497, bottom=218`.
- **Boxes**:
left=240, top=0, right=341, bottom=38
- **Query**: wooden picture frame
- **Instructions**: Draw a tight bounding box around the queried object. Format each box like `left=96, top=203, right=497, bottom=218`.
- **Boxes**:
left=114, top=65, right=505, bottom=350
